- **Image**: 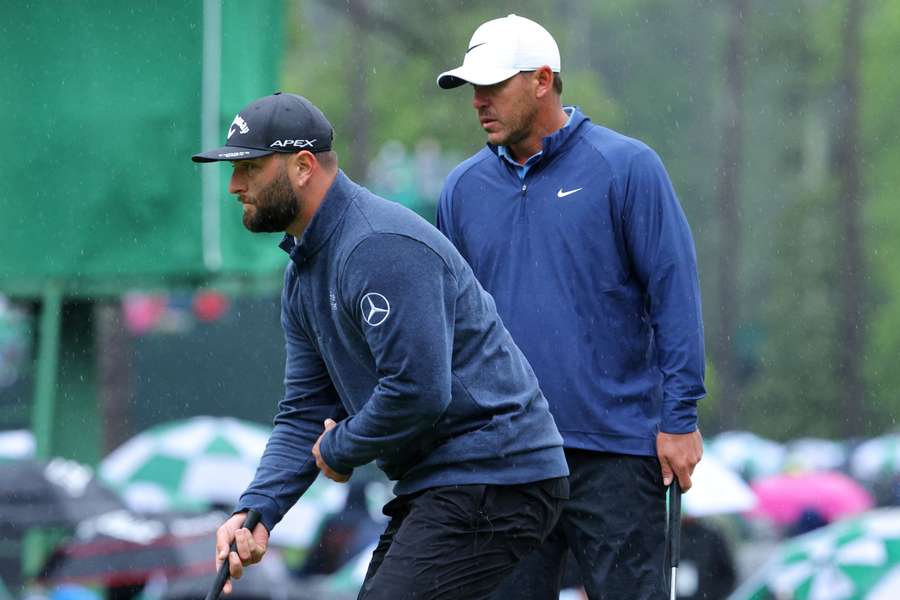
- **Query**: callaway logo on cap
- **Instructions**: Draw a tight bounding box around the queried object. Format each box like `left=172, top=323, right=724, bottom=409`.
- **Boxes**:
left=436, top=14, right=561, bottom=89
left=192, top=92, right=334, bottom=163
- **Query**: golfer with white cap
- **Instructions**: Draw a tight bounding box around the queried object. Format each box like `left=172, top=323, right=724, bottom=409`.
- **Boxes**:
left=436, top=15, right=705, bottom=599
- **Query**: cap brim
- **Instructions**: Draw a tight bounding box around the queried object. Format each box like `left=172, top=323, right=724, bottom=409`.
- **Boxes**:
left=191, top=146, right=275, bottom=163
left=436, top=65, right=520, bottom=89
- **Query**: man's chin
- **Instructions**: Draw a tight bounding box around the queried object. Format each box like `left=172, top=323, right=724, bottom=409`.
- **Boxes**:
left=243, top=215, right=293, bottom=234
left=487, top=131, right=514, bottom=147
left=243, top=216, right=275, bottom=233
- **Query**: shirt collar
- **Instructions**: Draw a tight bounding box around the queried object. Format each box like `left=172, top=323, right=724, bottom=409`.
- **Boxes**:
left=279, top=169, right=358, bottom=262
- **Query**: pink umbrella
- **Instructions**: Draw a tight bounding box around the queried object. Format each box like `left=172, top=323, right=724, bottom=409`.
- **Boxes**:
left=748, top=470, right=873, bottom=525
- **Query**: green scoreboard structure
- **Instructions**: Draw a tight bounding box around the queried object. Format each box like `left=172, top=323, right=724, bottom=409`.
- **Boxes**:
left=0, top=1, right=286, bottom=463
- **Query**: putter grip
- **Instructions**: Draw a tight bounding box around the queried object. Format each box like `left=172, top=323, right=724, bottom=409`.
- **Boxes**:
left=668, top=483, right=682, bottom=568
left=205, top=509, right=262, bottom=600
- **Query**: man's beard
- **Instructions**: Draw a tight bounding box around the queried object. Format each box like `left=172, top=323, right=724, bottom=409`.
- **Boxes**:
left=243, top=167, right=300, bottom=233
left=487, top=102, right=539, bottom=150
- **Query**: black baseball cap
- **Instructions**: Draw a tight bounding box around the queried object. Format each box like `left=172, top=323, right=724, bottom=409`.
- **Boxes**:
left=192, top=92, right=334, bottom=163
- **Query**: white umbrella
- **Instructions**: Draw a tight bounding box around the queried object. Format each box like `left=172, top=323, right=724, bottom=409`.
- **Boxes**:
left=784, top=438, right=849, bottom=473
left=851, top=434, right=900, bottom=483
left=684, top=453, right=757, bottom=517
left=0, top=429, right=35, bottom=459
left=269, top=477, right=349, bottom=547
left=708, top=431, right=786, bottom=481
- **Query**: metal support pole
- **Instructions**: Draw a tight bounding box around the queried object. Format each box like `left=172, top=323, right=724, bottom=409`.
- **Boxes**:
left=31, top=282, right=63, bottom=460
left=23, top=282, right=63, bottom=579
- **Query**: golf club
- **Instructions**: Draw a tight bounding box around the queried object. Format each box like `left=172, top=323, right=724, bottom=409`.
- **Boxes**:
left=667, top=481, right=683, bottom=600
left=205, top=509, right=262, bottom=600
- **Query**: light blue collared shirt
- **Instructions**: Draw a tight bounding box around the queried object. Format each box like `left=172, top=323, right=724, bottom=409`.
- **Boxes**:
left=497, top=107, right=575, bottom=180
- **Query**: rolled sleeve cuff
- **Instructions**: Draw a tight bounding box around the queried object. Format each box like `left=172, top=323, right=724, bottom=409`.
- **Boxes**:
left=234, top=493, right=281, bottom=534
left=660, top=400, right=699, bottom=434
left=319, top=432, right=355, bottom=476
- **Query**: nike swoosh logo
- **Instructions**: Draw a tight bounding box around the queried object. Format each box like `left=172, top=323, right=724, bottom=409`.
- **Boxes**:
left=557, top=187, right=583, bottom=198
left=466, top=42, right=487, bottom=53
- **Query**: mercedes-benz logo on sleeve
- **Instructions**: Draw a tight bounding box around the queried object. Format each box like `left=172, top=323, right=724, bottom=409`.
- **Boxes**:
left=360, top=292, right=391, bottom=326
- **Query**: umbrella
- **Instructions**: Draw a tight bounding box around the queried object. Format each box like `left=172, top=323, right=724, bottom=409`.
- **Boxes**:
left=850, top=434, right=900, bottom=483
left=99, top=415, right=369, bottom=550
left=42, top=508, right=300, bottom=600
left=708, top=431, right=786, bottom=482
left=784, top=438, right=850, bottom=474
left=100, top=416, right=272, bottom=512
left=0, top=430, right=34, bottom=459
left=683, top=453, right=757, bottom=517
left=728, top=508, right=900, bottom=600
left=269, top=477, right=350, bottom=548
left=748, top=471, right=874, bottom=527
left=269, top=468, right=391, bottom=549
left=317, top=542, right=375, bottom=598
left=0, top=458, right=125, bottom=532
left=41, top=509, right=227, bottom=587
left=159, top=546, right=297, bottom=600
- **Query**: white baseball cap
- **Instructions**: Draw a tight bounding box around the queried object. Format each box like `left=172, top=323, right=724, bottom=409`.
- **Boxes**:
left=437, top=14, right=560, bottom=89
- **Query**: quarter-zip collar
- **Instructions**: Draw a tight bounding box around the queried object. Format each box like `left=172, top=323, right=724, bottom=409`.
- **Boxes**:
left=489, top=106, right=588, bottom=177
left=279, top=169, right=359, bottom=262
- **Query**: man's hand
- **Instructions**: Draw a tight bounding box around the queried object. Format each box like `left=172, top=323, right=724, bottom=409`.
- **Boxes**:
left=656, top=429, right=703, bottom=491
left=312, top=418, right=351, bottom=483
left=214, top=511, right=269, bottom=595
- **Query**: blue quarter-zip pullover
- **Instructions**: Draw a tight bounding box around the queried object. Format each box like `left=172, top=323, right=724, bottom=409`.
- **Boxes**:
left=437, top=108, right=706, bottom=457
left=236, top=171, right=568, bottom=533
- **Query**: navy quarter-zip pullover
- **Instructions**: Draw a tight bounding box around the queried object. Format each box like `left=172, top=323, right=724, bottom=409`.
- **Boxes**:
left=437, top=108, right=706, bottom=457
left=237, top=171, right=568, bottom=533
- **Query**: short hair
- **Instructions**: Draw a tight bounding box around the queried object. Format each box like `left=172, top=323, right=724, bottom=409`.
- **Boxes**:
left=521, top=70, right=563, bottom=95
left=553, top=73, right=563, bottom=95
left=315, top=150, right=338, bottom=171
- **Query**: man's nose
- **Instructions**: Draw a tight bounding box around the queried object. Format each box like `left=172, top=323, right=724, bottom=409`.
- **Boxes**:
left=472, top=87, right=489, bottom=110
left=228, top=171, right=245, bottom=195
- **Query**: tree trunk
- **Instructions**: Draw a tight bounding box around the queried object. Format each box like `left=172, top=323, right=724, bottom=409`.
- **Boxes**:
left=714, top=0, right=748, bottom=431
left=835, top=0, right=866, bottom=436
left=347, top=0, right=371, bottom=182
left=96, top=301, right=133, bottom=454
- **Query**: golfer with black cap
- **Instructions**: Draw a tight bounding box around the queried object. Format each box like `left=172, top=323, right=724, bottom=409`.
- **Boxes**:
left=435, top=14, right=705, bottom=600
left=193, top=92, right=569, bottom=599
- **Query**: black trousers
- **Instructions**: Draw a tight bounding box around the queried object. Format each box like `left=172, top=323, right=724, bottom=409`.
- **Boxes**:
left=357, top=477, right=568, bottom=600
left=488, top=449, right=668, bottom=600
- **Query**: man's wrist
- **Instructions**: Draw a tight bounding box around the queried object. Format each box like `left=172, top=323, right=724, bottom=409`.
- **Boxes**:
left=320, top=432, right=354, bottom=475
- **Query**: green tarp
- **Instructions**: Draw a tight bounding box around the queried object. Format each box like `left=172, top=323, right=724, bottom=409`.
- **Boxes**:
left=0, top=1, right=287, bottom=295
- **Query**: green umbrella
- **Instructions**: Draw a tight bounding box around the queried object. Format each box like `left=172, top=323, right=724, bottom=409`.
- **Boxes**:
left=99, top=415, right=357, bottom=550
left=729, top=508, right=900, bottom=600
left=99, top=416, right=272, bottom=512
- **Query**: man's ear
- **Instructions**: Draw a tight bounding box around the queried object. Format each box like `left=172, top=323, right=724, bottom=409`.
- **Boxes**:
left=286, top=151, right=317, bottom=187
left=533, top=66, right=555, bottom=99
